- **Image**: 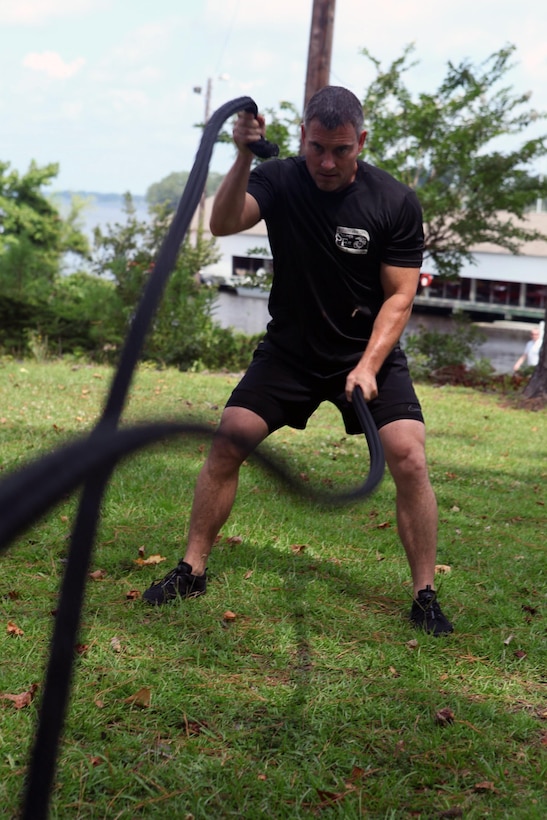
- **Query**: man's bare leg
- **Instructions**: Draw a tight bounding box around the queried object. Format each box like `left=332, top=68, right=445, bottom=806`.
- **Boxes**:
left=183, top=406, right=270, bottom=576
left=379, top=419, right=438, bottom=596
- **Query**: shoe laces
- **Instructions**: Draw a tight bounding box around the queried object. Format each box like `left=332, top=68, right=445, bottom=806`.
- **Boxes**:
left=416, top=585, right=438, bottom=611
left=152, top=564, right=184, bottom=588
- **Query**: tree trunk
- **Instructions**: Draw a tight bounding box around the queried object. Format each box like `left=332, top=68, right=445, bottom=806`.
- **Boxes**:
left=523, top=306, right=547, bottom=400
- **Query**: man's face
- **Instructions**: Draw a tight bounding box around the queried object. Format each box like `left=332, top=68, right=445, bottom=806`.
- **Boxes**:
left=301, top=119, right=366, bottom=193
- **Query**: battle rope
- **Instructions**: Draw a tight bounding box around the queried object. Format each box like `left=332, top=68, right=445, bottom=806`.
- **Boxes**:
left=0, top=97, right=384, bottom=819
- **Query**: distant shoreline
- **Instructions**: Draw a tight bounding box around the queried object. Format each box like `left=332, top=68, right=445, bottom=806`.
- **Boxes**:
left=52, top=190, right=147, bottom=207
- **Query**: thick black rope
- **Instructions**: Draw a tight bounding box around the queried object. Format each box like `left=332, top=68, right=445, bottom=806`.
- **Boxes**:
left=0, top=97, right=384, bottom=819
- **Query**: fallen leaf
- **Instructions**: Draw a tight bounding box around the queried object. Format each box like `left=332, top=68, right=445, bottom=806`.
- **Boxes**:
left=133, top=554, right=166, bottom=566
left=225, top=536, right=243, bottom=545
left=89, top=569, right=107, bottom=580
left=514, top=649, right=527, bottom=660
left=95, top=699, right=105, bottom=709
left=182, top=716, right=209, bottom=736
left=316, top=788, right=352, bottom=807
left=7, top=621, right=24, bottom=637
left=257, top=773, right=267, bottom=781
left=389, top=666, right=400, bottom=677
left=74, top=643, right=89, bottom=655
left=435, top=707, right=455, bottom=726
left=0, top=683, right=38, bottom=709
left=138, top=545, right=146, bottom=558
left=406, top=639, right=419, bottom=650
left=473, top=781, right=497, bottom=793
left=110, top=637, right=122, bottom=653
left=223, top=610, right=237, bottom=621
left=89, top=756, right=103, bottom=767
left=376, top=521, right=391, bottom=529
left=451, top=505, right=460, bottom=512
left=244, top=570, right=254, bottom=580
left=344, top=766, right=383, bottom=792
left=290, top=544, right=307, bottom=553
left=124, top=686, right=151, bottom=708
left=3, top=590, right=20, bottom=601
left=126, top=589, right=140, bottom=600
left=435, top=564, right=452, bottom=574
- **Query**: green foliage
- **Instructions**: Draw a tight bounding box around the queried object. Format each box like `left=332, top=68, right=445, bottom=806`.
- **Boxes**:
left=91, top=195, right=258, bottom=370
left=263, top=101, right=302, bottom=159
left=359, top=44, right=547, bottom=276
left=0, top=161, right=89, bottom=300
left=146, top=171, right=225, bottom=209
left=0, top=180, right=260, bottom=370
left=196, top=327, right=263, bottom=372
left=0, top=293, right=101, bottom=359
left=405, top=313, right=487, bottom=378
left=51, top=272, right=124, bottom=356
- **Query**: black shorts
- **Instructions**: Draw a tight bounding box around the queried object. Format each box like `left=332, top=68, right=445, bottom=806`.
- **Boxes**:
left=225, top=346, right=424, bottom=434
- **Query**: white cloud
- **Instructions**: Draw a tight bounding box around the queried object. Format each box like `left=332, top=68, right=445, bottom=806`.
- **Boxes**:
left=23, top=51, right=85, bottom=78
left=0, top=0, right=100, bottom=25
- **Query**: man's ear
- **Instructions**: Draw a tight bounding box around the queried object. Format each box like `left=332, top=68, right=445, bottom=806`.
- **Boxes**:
left=359, top=130, right=367, bottom=151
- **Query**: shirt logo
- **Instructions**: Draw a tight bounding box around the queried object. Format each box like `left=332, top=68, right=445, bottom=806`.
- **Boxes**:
left=335, top=226, right=370, bottom=255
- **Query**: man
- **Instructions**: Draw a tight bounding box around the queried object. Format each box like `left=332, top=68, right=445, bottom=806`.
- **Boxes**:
left=143, top=86, right=453, bottom=635
left=513, top=326, right=542, bottom=372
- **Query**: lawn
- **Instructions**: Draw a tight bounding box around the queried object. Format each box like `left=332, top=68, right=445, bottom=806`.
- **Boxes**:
left=1, top=360, right=546, bottom=818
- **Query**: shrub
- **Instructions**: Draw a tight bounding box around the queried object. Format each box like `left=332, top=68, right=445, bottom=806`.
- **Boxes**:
left=405, top=313, right=487, bottom=381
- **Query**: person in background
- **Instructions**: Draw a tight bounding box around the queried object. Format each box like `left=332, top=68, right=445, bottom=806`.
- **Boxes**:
left=142, top=86, right=453, bottom=636
left=513, top=326, right=542, bottom=372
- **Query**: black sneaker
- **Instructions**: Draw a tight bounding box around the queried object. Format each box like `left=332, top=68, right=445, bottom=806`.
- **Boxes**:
left=142, top=561, right=207, bottom=605
left=409, top=585, right=453, bottom=636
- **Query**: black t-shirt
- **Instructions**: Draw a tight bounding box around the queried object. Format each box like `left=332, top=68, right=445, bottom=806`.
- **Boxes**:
left=247, top=156, right=424, bottom=377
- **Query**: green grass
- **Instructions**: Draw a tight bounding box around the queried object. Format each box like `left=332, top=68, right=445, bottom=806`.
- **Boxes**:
left=1, top=359, right=546, bottom=819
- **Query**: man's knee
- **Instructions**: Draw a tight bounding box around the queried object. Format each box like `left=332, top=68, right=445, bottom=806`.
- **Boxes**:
left=212, top=406, right=270, bottom=464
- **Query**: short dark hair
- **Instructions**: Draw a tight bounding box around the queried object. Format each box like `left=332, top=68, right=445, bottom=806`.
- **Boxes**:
left=304, top=86, right=364, bottom=137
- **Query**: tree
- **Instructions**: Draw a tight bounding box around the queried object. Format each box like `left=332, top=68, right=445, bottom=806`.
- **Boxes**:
left=92, top=195, right=222, bottom=368
left=146, top=171, right=225, bottom=210
left=358, top=44, right=547, bottom=398
left=359, top=45, right=547, bottom=273
left=0, top=161, right=89, bottom=302
left=523, top=324, right=547, bottom=400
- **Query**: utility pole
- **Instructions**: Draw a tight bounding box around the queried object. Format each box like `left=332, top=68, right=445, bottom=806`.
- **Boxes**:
left=195, top=77, right=212, bottom=239
left=303, top=0, right=336, bottom=111
left=301, top=0, right=336, bottom=152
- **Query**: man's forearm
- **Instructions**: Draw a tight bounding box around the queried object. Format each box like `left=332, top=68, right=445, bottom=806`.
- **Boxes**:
left=210, top=152, right=254, bottom=236
left=359, top=295, right=414, bottom=374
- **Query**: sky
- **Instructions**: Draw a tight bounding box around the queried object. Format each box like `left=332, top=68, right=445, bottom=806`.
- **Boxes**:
left=2, top=0, right=547, bottom=196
